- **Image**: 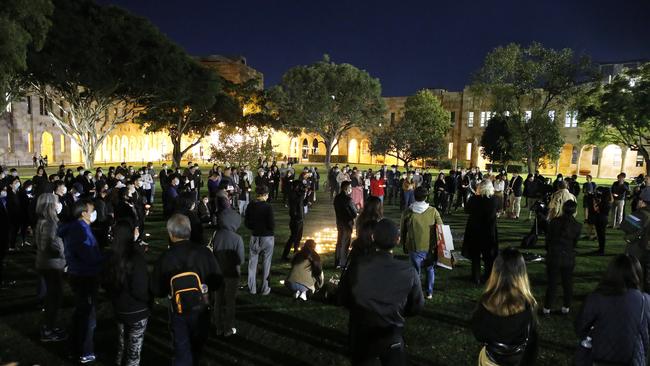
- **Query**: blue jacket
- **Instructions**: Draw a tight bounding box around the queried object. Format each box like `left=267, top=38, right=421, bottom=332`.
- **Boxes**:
left=58, top=219, right=103, bottom=276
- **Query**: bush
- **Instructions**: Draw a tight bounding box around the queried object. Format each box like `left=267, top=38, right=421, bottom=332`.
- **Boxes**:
left=309, top=155, right=348, bottom=163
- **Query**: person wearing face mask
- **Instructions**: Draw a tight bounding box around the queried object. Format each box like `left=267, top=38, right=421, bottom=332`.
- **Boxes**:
left=334, top=181, right=358, bottom=269
left=80, top=171, right=95, bottom=199
left=370, top=172, right=386, bottom=203
left=238, top=171, right=252, bottom=215
left=19, top=180, right=35, bottom=247
left=54, top=181, right=73, bottom=222
left=34, top=193, right=67, bottom=342
left=412, top=168, right=423, bottom=188
left=198, top=196, right=211, bottom=223
left=402, top=172, right=416, bottom=210
left=282, top=180, right=306, bottom=262
left=0, top=184, right=13, bottom=289
left=174, top=193, right=204, bottom=245
left=163, top=176, right=180, bottom=220
left=92, top=184, right=114, bottom=250
left=57, top=199, right=103, bottom=363
left=6, top=176, right=23, bottom=251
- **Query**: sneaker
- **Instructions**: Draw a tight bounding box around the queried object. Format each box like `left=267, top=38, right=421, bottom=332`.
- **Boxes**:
left=293, top=291, right=300, bottom=299
left=261, top=288, right=271, bottom=296
left=224, top=328, right=237, bottom=337
left=299, top=291, right=307, bottom=301
left=561, top=307, right=570, bottom=315
left=426, top=293, right=433, bottom=300
left=542, top=308, right=551, bottom=317
left=79, top=354, right=96, bottom=364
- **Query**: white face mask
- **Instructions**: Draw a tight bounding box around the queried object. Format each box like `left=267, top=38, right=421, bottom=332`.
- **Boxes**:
left=55, top=202, right=63, bottom=214
left=26, top=187, right=32, bottom=192
left=60, top=186, right=67, bottom=195
left=134, top=228, right=140, bottom=241
left=89, top=210, right=97, bottom=223
left=14, top=183, right=20, bottom=190
left=74, top=192, right=81, bottom=198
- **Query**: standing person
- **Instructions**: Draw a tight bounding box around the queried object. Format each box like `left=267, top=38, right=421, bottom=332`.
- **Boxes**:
left=151, top=214, right=221, bottom=366
left=6, top=176, right=23, bottom=251
left=590, top=187, right=613, bottom=256
left=237, top=172, right=251, bottom=215
left=493, top=174, right=505, bottom=218
left=210, top=208, right=245, bottom=337
left=624, top=188, right=650, bottom=292
left=285, top=239, right=324, bottom=301
left=34, top=193, right=67, bottom=342
left=575, top=254, right=650, bottom=365
left=402, top=172, right=415, bottom=209
left=339, top=218, right=425, bottom=366
left=445, top=170, right=457, bottom=214
left=523, top=174, right=538, bottom=220
left=141, top=167, right=154, bottom=206
left=0, top=184, right=10, bottom=289
left=282, top=180, right=305, bottom=262
left=582, top=175, right=597, bottom=239
left=244, top=185, right=275, bottom=295
left=611, top=173, right=631, bottom=228
left=433, top=172, right=447, bottom=212
left=546, top=180, right=577, bottom=222
left=471, top=248, right=538, bottom=366
left=385, top=165, right=397, bottom=205
left=163, top=176, right=180, bottom=220
left=328, top=165, right=340, bottom=201
left=370, top=171, right=385, bottom=203
left=543, top=200, right=582, bottom=316
left=508, top=172, right=523, bottom=219
left=282, top=169, right=294, bottom=206
left=462, top=179, right=499, bottom=285
left=159, top=163, right=171, bottom=193
left=270, top=165, right=281, bottom=201
left=145, top=162, right=157, bottom=204
left=350, top=170, right=364, bottom=211
left=102, top=221, right=149, bottom=366
left=334, top=181, right=358, bottom=269
left=58, top=200, right=104, bottom=363
left=400, top=187, right=443, bottom=299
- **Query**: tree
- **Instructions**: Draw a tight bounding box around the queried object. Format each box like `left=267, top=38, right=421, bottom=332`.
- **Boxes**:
left=577, top=62, right=650, bottom=175
left=369, top=89, right=450, bottom=167
left=209, top=126, right=277, bottom=168
left=272, top=55, right=386, bottom=169
left=26, top=0, right=192, bottom=168
left=471, top=42, right=595, bottom=172
left=137, top=67, right=243, bottom=168
left=0, top=0, right=53, bottom=107
left=480, top=114, right=522, bottom=170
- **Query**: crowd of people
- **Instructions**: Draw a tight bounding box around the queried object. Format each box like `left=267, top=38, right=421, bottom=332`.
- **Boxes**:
left=0, top=160, right=649, bottom=366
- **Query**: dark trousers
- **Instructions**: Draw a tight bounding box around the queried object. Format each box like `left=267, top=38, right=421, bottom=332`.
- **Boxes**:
left=447, top=193, right=455, bottom=213
left=471, top=248, right=495, bottom=284
left=329, top=182, right=339, bottom=200
left=335, top=224, right=353, bottom=268
left=214, top=277, right=238, bottom=333
left=41, top=269, right=64, bottom=330
left=595, top=221, right=607, bottom=254
left=545, top=265, right=574, bottom=309
left=117, top=318, right=148, bottom=366
left=144, top=189, right=153, bottom=205
left=7, top=223, right=19, bottom=249
left=170, top=308, right=210, bottom=366
left=385, top=186, right=396, bottom=205
left=283, top=219, right=304, bottom=259
left=69, top=275, right=98, bottom=357
left=0, top=234, right=7, bottom=284
left=349, top=323, right=406, bottom=366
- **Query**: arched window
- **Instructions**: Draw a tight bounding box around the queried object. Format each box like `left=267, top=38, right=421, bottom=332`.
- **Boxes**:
left=302, top=139, right=309, bottom=159
left=312, top=139, right=319, bottom=154
left=571, top=146, right=579, bottom=164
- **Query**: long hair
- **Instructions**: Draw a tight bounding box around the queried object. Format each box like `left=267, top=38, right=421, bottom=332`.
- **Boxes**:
left=357, top=196, right=383, bottom=231
left=596, top=254, right=643, bottom=296
left=292, top=239, right=322, bottom=278
left=36, top=193, right=59, bottom=224
left=104, top=221, right=137, bottom=291
left=481, top=247, right=537, bottom=316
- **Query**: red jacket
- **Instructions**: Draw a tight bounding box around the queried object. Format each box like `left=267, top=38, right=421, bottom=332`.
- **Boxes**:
left=370, top=178, right=385, bottom=197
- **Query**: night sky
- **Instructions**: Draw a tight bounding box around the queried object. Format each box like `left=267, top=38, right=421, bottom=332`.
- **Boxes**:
left=99, top=0, right=650, bottom=96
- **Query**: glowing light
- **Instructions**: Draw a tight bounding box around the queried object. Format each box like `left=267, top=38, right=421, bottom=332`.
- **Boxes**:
left=304, top=227, right=356, bottom=254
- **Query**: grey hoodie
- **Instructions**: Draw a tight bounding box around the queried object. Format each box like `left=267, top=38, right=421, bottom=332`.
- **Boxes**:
left=210, top=208, right=245, bottom=278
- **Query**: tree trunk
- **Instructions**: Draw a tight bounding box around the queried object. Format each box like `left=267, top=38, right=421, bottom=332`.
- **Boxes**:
left=172, top=140, right=182, bottom=169
left=526, top=155, right=534, bottom=175
left=82, top=148, right=95, bottom=170
left=324, top=140, right=332, bottom=171
left=640, top=147, right=650, bottom=176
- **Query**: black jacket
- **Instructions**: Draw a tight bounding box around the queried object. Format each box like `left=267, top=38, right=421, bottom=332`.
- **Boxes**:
left=288, top=188, right=305, bottom=221
left=244, top=200, right=275, bottom=236
left=334, top=192, right=357, bottom=229
left=151, top=240, right=221, bottom=298
left=103, top=249, right=150, bottom=323
left=509, top=176, right=523, bottom=197
left=462, top=195, right=498, bottom=258
left=545, top=215, right=582, bottom=267
left=339, top=251, right=424, bottom=330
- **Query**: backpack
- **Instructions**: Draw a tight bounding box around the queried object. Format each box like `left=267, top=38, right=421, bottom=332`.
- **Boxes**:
left=169, top=249, right=208, bottom=314
left=621, top=208, right=650, bottom=250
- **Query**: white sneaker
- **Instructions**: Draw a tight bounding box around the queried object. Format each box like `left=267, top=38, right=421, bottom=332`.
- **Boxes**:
left=561, top=307, right=570, bottom=314
left=542, top=308, right=551, bottom=315
left=294, top=291, right=300, bottom=299
left=299, top=291, right=307, bottom=301
left=225, top=328, right=237, bottom=337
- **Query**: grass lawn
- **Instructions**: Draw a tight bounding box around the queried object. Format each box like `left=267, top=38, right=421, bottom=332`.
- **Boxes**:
left=0, top=163, right=632, bottom=365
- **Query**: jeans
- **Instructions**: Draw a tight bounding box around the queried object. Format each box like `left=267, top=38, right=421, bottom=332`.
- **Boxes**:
left=40, top=269, right=64, bottom=330
left=68, top=275, right=98, bottom=358
left=170, top=308, right=210, bottom=366
left=335, top=224, right=353, bottom=268
left=403, top=190, right=415, bottom=209
left=613, top=199, right=625, bottom=227
left=282, top=219, right=303, bottom=259
left=409, top=251, right=434, bottom=295
left=248, top=236, right=274, bottom=294
left=214, top=277, right=238, bottom=333
left=117, top=318, right=148, bottom=366
left=285, top=281, right=309, bottom=293
left=545, top=265, right=574, bottom=309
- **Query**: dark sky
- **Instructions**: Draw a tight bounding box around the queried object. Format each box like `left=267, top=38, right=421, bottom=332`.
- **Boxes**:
left=99, top=0, right=650, bottom=96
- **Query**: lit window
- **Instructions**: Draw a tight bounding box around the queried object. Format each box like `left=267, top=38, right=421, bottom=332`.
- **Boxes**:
left=7, top=133, right=12, bottom=152
left=565, top=111, right=578, bottom=127
left=591, top=146, right=600, bottom=165
left=480, top=112, right=487, bottom=127
left=636, top=154, right=644, bottom=167
left=39, top=97, right=45, bottom=115
left=467, top=112, right=474, bottom=127
left=571, top=146, right=579, bottom=164
left=27, top=96, right=32, bottom=114
left=448, top=142, right=454, bottom=159
left=466, top=143, right=472, bottom=160
left=548, top=110, right=555, bottom=120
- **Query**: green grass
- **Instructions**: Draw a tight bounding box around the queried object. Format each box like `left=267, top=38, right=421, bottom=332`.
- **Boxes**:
left=0, top=163, right=632, bottom=365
